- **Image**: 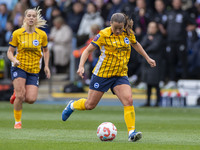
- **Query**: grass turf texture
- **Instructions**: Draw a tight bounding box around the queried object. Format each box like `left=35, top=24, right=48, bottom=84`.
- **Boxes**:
left=0, top=102, right=200, bottom=150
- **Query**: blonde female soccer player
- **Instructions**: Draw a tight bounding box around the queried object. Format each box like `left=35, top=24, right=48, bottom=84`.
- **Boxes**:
left=7, top=8, right=51, bottom=129
left=62, top=13, right=156, bottom=142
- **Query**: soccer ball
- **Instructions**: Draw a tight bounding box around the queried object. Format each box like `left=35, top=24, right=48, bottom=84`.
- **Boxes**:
left=97, top=122, right=117, bottom=141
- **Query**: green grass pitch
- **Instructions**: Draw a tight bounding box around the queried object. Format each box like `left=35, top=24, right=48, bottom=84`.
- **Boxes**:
left=0, top=102, right=200, bottom=150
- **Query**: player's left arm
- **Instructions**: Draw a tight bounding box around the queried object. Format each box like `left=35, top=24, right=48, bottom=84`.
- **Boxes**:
left=43, top=47, right=51, bottom=79
left=42, top=32, right=51, bottom=79
left=131, top=42, right=156, bottom=68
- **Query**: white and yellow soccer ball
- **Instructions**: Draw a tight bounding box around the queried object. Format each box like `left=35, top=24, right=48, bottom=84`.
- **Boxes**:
left=97, top=122, right=117, bottom=141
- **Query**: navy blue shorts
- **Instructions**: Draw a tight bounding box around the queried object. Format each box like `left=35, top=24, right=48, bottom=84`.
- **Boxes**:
left=11, top=67, right=39, bottom=86
left=89, top=74, right=130, bottom=94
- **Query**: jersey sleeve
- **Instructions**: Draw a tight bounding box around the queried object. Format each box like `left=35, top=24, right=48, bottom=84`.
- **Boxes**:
left=9, top=31, right=18, bottom=48
left=129, top=32, right=137, bottom=44
left=42, top=32, right=48, bottom=48
left=91, top=31, right=104, bottom=49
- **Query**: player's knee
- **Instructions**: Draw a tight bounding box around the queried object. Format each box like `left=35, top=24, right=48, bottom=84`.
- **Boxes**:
left=27, top=100, right=36, bottom=104
left=125, top=96, right=133, bottom=106
left=25, top=97, right=37, bottom=104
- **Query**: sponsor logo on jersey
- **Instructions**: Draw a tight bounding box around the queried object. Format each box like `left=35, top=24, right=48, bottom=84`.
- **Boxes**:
left=124, top=37, right=129, bottom=44
left=33, top=40, right=39, bottom=46
left=93, top=34, right=100, bottom=41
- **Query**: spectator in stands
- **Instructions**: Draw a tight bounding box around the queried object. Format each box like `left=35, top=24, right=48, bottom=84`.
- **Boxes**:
left=51, top=7, right=64, bottom=21
left=105, top=0, right=123, bottom=27
left=0, top=0, right=18, bottom=11
left=19, top=0, right=31, bottom=9
left=0, top=3, right=10, bottom=45
left=79, top=0, right=89, bottom=11
left=65, top=1, right=84, bottom=35
left=164, top=0, right=196, bottom=89
left=30, top=0, right=41, bottom=8
left=134, top=0, right=153, bottom=42
left=93, top=0, right=104, bottom=12
left=57, top=0, right=73, bottom=12
left=121, top=0, right=136, bottom=19
left=194, top=0, right=200, bottom=36
left=10, top=2, right=24, bottom=29
left=130, top=0, right=154, bottom=88
left=38, top=0, right=59, bottom=34
left=185, top=1, right=200, bottom=78
left=154, top=0, right=167, bottom=35
left=49, top=16, right=73, bottom=73
left=77, top=2, right=104, bottom=47
left=13, top=15, right=23, bottom=31
left=1, top=21, right=14, bottom=46
left=93, top=0, right=112, bottom=26
left=153, top=0, right=167, bottom=88
left=0, top=4, right=9, bottom=32
left=140, top=21, right=163, bottom=107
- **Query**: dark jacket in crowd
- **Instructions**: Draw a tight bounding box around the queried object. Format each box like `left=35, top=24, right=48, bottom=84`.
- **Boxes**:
left=165, top=9, right=196, bottom=42
left=66, top=10, right=84, bottom=34
left=120, top=1, right=136, bottom=19
left=140, top=32, right=163, bottom=85
left=134, top=8, right=153, bottom=30
left=1, top=30, right=12, bottom=46
left=153, top=10, right=167, bottom=26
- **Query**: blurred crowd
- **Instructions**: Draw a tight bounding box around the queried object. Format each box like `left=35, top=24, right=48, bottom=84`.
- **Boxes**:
left=0, top=0, right=200, bottom=89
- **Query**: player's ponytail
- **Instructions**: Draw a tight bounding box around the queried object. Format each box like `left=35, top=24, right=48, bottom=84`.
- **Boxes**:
left=110, top=13, right=133, bottom=36
left=22, top=7, right=47, bottom=28
left=124, top=14, right=133, bottom=36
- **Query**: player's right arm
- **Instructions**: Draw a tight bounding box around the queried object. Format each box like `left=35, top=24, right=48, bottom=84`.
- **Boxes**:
left=77, top=44, right=97, bottom=78
left=7, top=30, right=20, bottom=67
left=7, top=46, right=20, bottom=67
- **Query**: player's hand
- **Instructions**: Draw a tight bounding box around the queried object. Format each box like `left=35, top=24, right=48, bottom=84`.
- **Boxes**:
left=13, top=59, right=20, bottom=67
left=77, top=66, right=84, bottom=79
left=147, top=58, right=156, bottom=67
left=44, top=66, right=51, bottom=79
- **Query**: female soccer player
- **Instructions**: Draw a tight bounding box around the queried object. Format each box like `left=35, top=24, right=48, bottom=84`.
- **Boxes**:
left=7, top=8, right=51, bottom=129
left=62, top=13, right=156, bottom=142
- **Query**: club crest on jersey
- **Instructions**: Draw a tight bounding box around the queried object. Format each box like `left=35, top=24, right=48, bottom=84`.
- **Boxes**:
left=33, top=40, right=39, bottom=46
left=13, top=72, right=18, bottom=77
left=94, top=82, right=99, bottom=89
left=93, top=34, right=100, bottom=41
left=124, top=37, right=129, bottom=44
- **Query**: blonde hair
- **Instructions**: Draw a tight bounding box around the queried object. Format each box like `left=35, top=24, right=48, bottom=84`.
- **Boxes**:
left=22, top=7, right=47, bottom=28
